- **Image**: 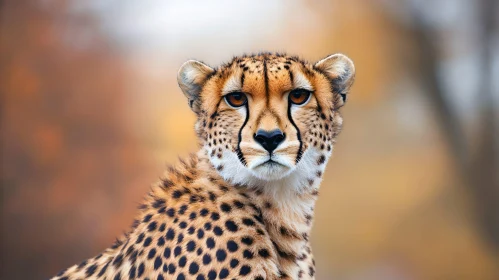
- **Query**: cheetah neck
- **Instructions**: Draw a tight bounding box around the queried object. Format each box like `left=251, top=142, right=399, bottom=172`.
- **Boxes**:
left=246, top=180, right=319, bottom=279
left=200, top=148, right=324, bottom=278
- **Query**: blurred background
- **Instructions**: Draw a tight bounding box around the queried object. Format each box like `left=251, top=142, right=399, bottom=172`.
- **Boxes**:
left=1, top=0, right=498, bottom=279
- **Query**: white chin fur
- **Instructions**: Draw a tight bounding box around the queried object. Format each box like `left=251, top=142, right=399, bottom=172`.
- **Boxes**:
left=250, top=161, right=293, bottom=181
left=207, top=144, right=331, bottom=197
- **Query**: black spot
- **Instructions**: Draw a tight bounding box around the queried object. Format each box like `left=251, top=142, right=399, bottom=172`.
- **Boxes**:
left=309, top=266, right=315, bottom=276
left=258, top=248, right=270, bottom=258
left=138, top=262, right=145, bottom=277
left=204, top=222, right=212, bottom=230
left=113, top=254, right=123, bottom=267
left=172, top=190, right=182, bottom=199
left=136, top=233, right=145, bottom=244
left=177, top=273, right=185, bottom=280
left=77, top=260, right=88, bottom=269
left=189, top=262, right=200, bottom=275
left=219, top=268, right=229, bottom=279
left=253, top=214, right=264, bottom=224
left=230, top=258, right=239, bottom=268
left=241, top=236, right=253, bottom=245
left=225, top=220, right=238, bottom=232
left=148, top=248, right=157, bottom=259
left=233, top=200, right=244, bottom=208
left=148, top=221, right=157, bottom=231
left=220, top=203, right=232, bottom=212
left=317, top=155, right=326, bottom=165
left=168, top=263, right=176, bottom=274
left=166, top=228, right=175, bottom=240
left=177, top=233, right=184, bottom=243
left=85, top=264, right=97, bottom=277
left=211, top=212, right=220, bottom=221
left=178, top=256, right=187, bottom=267
left=206, top=237, right=216, bottom=249
left=196, top=275, right=205, bottom=280
left=163, top=247, right=171, bottom=258
left=200, top=208, right=209, bottom=216
left=178, top=204, right=187, bottom=215
left=240, top=265, right=251, bottom=276
left=189, top=212, right=197, bottom=220
left=154, top=256, right=162, bottom=270
left=197, top=229, right=205, bottom=239
left=213, top=226, right=223, bottom=236
left=188, top=226, right=195, bottom=234
left=98, top=262, right=109, bottom=277
left=166, top=208, right=176, bottom=217
left=227, top=240, right=238, bottom=252
left=203, top=253, right=212, bottom=264
left=158, top=275, right=165, bottom=280
left=209, top=192, right=217, bottom=202
left=56, top=268, right=67, bottom=277
left=216, top=249, right=227, bottom=262
left=129, top=250, right=138, bottom=262
left=129, top=265, right=136, bottom=278
left=162, top=178, right=174, bottom=189
left=144, top=237, right=152, bottom=247
left=143, top=214, right=152, bottom=223
left=159, top=223, right=166, bottom=232
left=179, top=221, right=187, bottom=228
left=186, top=240, right=196, bottom=252
left=152, top=198, right=166, bottom=208
left=208, top=270, right=217, bottom=280
left=242, top=218, right=255, bottom=226
left=243, top=249, right=254, bottom=259
left=113, top=272, right=121, bottom=280
left=174, top=246, right=182, bottom=257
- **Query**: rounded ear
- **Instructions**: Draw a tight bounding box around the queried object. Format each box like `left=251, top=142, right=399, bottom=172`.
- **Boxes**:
left=314, top=53, right=355, bottom=106
left=177, top=60, right=215, bottom=113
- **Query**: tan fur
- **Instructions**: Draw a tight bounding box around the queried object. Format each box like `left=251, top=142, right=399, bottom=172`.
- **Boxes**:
left=51, top=52, right=355, bottom=280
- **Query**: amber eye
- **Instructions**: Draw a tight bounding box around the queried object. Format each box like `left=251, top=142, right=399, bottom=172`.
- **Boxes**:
left=289, top=89, right=311, bottom=105
left=224, top=92, right=248, bottom=108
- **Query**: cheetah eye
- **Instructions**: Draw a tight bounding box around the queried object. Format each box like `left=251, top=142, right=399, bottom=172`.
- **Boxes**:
left=289, top=89, right=312, bottom=105
left=224, top=92, right=248, bottom=108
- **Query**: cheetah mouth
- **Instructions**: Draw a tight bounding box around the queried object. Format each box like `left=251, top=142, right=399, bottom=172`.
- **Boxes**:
left=252, top=158, right=291, bottom=170
left=250, top=157, right=293, bottom=180
left=259, top=160, right=285, bottom=167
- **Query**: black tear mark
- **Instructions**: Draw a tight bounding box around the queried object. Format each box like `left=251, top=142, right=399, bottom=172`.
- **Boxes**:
left=287, top=102, right=303, bottom=164
left=236, top=103, right=250, bottom=166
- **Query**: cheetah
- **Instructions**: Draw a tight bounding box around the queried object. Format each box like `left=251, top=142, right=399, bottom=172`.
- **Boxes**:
left=51, top=52, right=355, bottom=280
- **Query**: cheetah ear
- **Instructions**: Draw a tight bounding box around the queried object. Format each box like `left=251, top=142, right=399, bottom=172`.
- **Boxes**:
left=177, top=60, right=215, bottom=113
left=314, top=53, right=355, bottom=107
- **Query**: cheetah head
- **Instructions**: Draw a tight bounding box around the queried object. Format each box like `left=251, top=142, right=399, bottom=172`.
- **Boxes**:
left=178, top=53, right=354, bottom=191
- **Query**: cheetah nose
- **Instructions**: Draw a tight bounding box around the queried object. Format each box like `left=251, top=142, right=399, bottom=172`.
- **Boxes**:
left=254, top=129, right=285, bottom=153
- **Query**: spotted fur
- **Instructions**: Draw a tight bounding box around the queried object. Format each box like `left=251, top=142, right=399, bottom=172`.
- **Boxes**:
left=51, top=52, right=355, bottom=280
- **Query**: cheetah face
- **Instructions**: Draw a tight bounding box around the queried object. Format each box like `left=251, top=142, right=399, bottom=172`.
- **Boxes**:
left=178, top=53, right=354, bottom=186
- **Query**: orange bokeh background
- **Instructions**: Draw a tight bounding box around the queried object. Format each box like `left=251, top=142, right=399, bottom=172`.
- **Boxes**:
left=1, top=1, right=498, bottom=279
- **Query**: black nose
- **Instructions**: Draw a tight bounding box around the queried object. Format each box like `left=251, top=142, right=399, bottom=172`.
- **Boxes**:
left=254, top=129, right=285, bottom=153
